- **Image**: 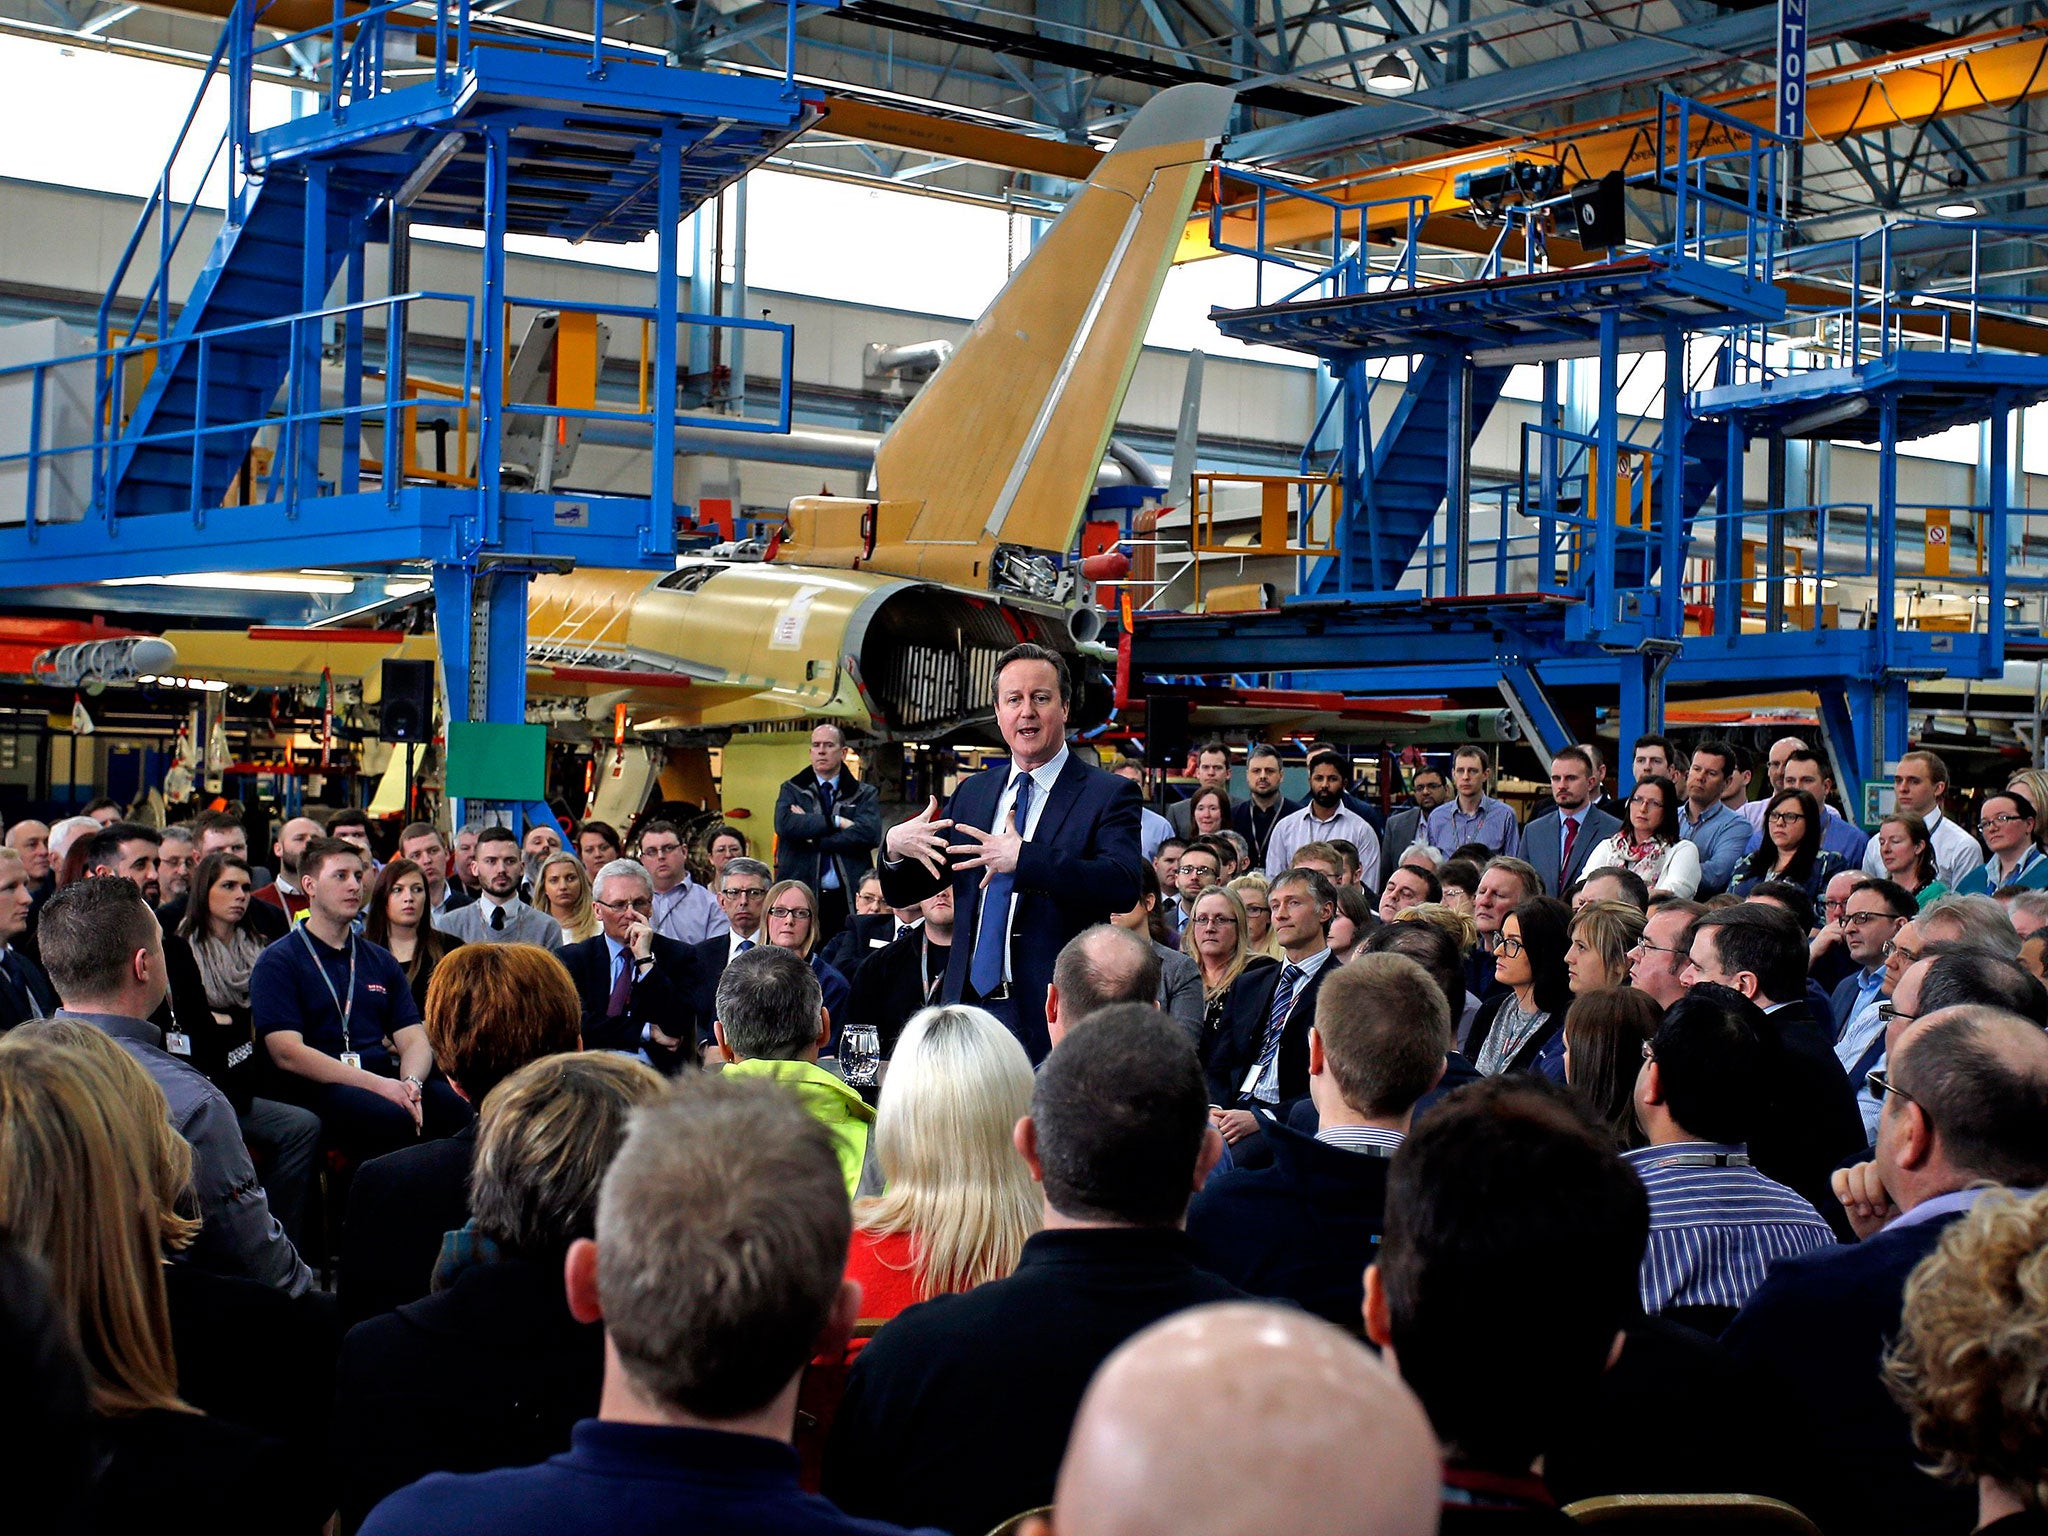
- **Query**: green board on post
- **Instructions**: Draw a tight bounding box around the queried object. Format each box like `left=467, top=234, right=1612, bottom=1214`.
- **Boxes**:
left=444, top=721, right=548, bottom=801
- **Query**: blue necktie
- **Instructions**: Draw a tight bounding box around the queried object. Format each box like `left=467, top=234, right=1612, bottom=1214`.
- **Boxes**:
left=818, top=777, right=835, bottom=821
left=1252, top=964, right=1304, bottom=1102
left=970, top=773, right=1033, bottom=996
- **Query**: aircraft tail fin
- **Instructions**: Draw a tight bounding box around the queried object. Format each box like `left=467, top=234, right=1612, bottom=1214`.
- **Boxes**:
left=870, top=83, right=1232, bottom=585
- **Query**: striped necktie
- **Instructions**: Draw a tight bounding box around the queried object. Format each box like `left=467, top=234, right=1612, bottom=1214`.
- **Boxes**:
left=1253, top=963, right=1304, bottom=1098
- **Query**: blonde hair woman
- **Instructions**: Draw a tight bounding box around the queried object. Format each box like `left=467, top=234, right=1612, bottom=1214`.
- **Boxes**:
left=1887, top=1187, right=2048, bottom=1533
left=847, top=1005, right=1040, bottom=1331
left=0, top=1035, right=289, bottom=1531
left=1395, top=900, right=1481, bottom=958
left=1185, top=885, right=1276, bottom=1065
left=1228, top=873, right=1282, bottom=959
left=535, top=851, right=601, bottom=944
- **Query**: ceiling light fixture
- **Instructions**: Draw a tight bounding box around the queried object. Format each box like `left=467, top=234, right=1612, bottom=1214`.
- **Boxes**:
left=1368, top=54, right=1414, bottom=94
left=102, top=572, right=358, bottom=596
left=1934, top=199, right=1979, bottom=220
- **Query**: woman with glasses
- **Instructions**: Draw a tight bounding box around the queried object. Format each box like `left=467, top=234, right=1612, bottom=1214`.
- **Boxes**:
left=762, top=877, right=852, bottom=1028
left=1958, top=791, right=2048, bottom=896
left=1228, top=873, right=1282, bottom=959
left=1466, top=894, right=1575, bottom=1080
left=535, top=851, right=601, bottom=944
left=1580, top=774, right=1701, bottom=900
left=1183, top=885, right=1276, bottom=1066
left=363, top=855, right=465, bottom=1012
left=1733, top=788, right=1846, bottom=900
left=1564, top=899, right=1645, bottom=996
left=1873, top=811, right=1947, bottom=907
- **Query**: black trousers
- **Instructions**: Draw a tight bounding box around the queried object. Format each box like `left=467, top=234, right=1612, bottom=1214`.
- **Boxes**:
left=274, top=1065, right=472, bottom=1162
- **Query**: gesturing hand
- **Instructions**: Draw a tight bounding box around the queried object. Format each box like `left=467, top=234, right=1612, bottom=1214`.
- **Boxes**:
left=886, top=796, right=955, bottom=879
left=951, top=808, right=1022, bottom=885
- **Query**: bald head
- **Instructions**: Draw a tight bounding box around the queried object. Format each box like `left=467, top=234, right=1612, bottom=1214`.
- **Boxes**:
left=1884, top=1004, right=2048, bottom=1201
left=1047, top=924, right=1162, bottom=1046
left=1050, top=1303, right=1439, bottom=1536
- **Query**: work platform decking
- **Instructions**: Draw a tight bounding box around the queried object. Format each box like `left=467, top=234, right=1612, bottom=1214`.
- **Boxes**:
left=1132, top=95, right=2048, bottom=809
left=0, top=0, right=816, bottom=826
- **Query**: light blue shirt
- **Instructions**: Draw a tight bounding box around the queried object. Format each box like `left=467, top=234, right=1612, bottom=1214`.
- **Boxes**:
left=988, top=747, right=1068, bottom=985
left=1139, top=805, right=1173, bottom=860
left=1680, top=799, right=1753, bottom=898
left=1835, top=966, right=1889, bottom=1140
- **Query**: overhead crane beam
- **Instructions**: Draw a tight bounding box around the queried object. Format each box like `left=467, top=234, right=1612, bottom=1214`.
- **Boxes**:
left=1181, top=23, right=2048, bottom=262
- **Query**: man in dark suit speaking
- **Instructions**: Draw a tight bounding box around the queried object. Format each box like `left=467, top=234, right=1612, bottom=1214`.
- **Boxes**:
left=881, top=643, right=1143, bottom=1063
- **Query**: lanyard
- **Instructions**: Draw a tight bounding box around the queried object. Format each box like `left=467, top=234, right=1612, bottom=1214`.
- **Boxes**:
left=1646, top=1149, right=1752, bottom=1169
left=297, top=923, right=357, bottom=1053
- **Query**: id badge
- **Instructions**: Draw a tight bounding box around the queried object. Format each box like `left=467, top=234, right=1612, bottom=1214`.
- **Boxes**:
left=165, top=1031, right=192, bottom=1058
left=1239, top=1061, right=1264, bottom=1095
left=340, top=1051, right=363, bottom=1071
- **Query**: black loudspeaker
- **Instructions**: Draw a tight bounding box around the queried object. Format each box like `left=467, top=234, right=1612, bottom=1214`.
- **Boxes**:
left=1563, top=171, right=1627, bottom=249
left=1147, top=695, right=1191, bottom=769
left=380, top=659, right=436, bottom=742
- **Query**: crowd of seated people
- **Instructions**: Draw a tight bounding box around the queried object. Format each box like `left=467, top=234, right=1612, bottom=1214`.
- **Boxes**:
left=14, top=732, right=2048, bottom=1536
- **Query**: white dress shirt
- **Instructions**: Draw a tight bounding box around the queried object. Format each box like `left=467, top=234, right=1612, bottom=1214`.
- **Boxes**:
left=985, top=747, right=1068, bottom=986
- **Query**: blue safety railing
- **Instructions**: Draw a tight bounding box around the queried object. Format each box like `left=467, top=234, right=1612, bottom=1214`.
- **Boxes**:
left=12, top=289, right=795, bottom=536
left=1205, top=169, right=1433, bottom=308
left=1736, top=218, right=2048, bottom=385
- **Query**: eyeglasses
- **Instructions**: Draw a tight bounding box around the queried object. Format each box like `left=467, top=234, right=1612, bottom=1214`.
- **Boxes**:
left=1766, top=811, right=1806, bottom=826
left=1630, top=939, right=1681, bottom=957
left=1883, top=939, right=1921, bottom=963
left=1822, top=897, right=1850, bottom=914
left=1842, top=911, right=1894, bottom=928
left=768, top=906, right=814, bottom=922
left=1241, top=903, right=1270, bottom=916
left=1496, top=936, right=1527, bottom=957
left=1627, top=794, right=1664, bottom=808
left=1178, top=865, right=1219, bottom=878
left=595, top=897, right=654, bottom=915
left=1979, top=813, right=2030, bottom=831
left=723, top=887, right=768, bottom=903
left=1866, top=1068, right=1915, bottom=1105
left=1190, top=914, right=1238, bottom=927
left=1876, top=1000, right=1917, bottom=1025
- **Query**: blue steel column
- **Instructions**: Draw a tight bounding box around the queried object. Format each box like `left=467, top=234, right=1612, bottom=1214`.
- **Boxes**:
left=1592, top=308, right=1620, bottom=629
left=1339, top=357, right=1368, bottom=595
left=653, top=131, right=681, bottom=536
left=1989, top=403, right=2010, bottom=665
left=340, top=227, right=365, bottom=495
left=293, top=161, right=331, bottom=511
left=1657, top=326, right=1686, bottom=638
left=478, top=124, right=509, bottom=547
left=1876, top=392, right=1899, bottom=669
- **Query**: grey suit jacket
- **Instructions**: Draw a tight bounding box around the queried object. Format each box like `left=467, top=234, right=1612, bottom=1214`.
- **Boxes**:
left=1155, top=940, right=1205, bottom=1043
left=1380, top=806, right=1423, bottom=868
left=1524, top=805, right=1623, bottom=897
left=438, top=897, right=564, bottom=950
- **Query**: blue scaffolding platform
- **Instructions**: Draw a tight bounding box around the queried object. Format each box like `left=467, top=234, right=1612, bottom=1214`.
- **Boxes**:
left=1132, top=94, right=2048, bottom=810
left=0, top=0, right=817, bottom=827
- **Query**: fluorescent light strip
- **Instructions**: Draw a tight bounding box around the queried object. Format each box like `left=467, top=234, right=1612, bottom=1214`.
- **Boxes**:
left=103, top=572, right=357, bottom=595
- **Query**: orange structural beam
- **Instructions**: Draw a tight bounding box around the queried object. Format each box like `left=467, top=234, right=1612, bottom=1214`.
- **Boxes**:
left=815, top=97, right=1104, bottom=182
left=1180, top=23, right=2048, bottom=261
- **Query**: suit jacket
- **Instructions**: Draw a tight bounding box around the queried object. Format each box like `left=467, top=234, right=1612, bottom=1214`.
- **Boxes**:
left=819, top=911, right=906, bottom=985
left=823, top=1228, right=1247, bottom=1536
left=0, top=945, right=57, bottom=1030
left=333, top=1255, right=603, bottom=1530
left=337, top=1124, right=476, bottom=1323
left=1204, top=953, right=1335, bottom=1116
left=1155, top=941, right=1204, bottom=1042
left=1522, top=805, right=1623, bottom=897
left=1186, top=1119, right=1391, bottom=1330
left=774, top=770, right=882, bottom=898
left=1753, top=999, right=1867, bottom=1234
left=1725, top=1206, right=1975, bottom=1535
left=846, top=929, right=948, bottom=1057
left=878, top=750, right=1143, bottom=1063
left=556, top=932, right=702, bottom=1068
left=689, top=933, right=739, bottom=1042
left=1379, top=805, right=1423, bottom=868
left=1828, top=969, right=1870, bottom=1035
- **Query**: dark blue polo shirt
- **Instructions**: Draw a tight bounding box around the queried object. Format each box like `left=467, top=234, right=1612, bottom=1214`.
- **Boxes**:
left=358, top=1421, right=944, bottom=1536
left=250, top=927, right=418, bottom=1067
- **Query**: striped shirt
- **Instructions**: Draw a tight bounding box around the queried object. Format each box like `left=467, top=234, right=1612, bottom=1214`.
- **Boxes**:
left=1625, top=1141, right=1835, bottom=1314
